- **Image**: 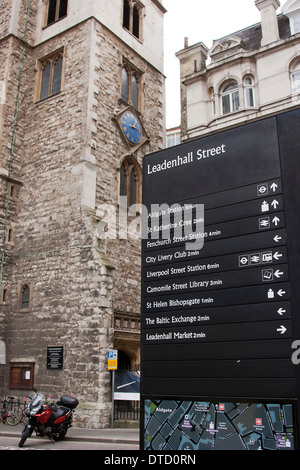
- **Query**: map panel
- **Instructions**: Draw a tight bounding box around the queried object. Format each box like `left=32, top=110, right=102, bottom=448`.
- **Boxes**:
left=143, top=399, right=294, bottom=450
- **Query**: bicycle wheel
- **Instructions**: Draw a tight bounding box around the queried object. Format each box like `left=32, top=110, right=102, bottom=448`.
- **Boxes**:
left=6, top=404, right=23, bottom=425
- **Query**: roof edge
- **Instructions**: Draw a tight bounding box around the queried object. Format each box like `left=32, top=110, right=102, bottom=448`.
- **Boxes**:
left=151, top=0, right=167, bottom=13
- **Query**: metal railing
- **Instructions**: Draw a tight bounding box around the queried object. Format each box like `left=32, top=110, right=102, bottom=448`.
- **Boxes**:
left=114, top=400, right=140, bottom=421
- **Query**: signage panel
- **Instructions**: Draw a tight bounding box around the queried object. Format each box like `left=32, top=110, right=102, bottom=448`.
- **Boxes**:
left=141, top=109, right=300, bottom=450
left=108, top=350, right=118, bottom=371
left=143, top=118, right=281, bottom=204
left=143, top=301, right=291, bottom=327
left=47, top=346, right=63, bottom=370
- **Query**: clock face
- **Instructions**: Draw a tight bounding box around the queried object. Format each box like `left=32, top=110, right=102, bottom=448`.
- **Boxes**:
left=121, top=111, right=143, bottom=144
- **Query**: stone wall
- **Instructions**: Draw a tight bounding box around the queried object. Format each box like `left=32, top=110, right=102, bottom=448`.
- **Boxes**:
left=91, top=20, right=165, bottom=315
left=0, top=4, right=164, bottom=427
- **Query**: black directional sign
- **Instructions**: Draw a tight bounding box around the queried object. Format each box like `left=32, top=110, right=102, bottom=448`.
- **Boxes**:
left=140, top=109, right=300, bottom=450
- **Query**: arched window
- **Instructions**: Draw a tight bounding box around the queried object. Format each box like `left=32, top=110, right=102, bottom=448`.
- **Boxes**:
left=131, top=74, right=139, bottom=110
left=52, top=54, right=63, bottom=95
left=121, top=64, right=141, bottom=110
left=221, top=80, right=239, bottom=114
left=209, top=87, right=215, bottom=116
left=121, top=67, right=129, bottom=103
left=132, top=4, right=140, bottom=38
left=291, top=59, right=300, bottom=94
left=47, top=0, right=68, bottom=26
left=123, top=0, right=130, bottom=31
left=20, top=284, right=30, bottom=310
left=39, top=51, right=63, bottom=101
left=40, top=61, right=51, bottom=100
left=119, top=157, right=141, bottom=209
left=244, top=76, right=255, bottom=107
left=120, top=163, right=127, bottom=200
left=122, top=0, right=142, bottom=40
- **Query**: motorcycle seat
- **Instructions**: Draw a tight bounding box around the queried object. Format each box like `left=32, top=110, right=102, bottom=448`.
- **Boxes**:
left=51, top=406, right=70, bottom=421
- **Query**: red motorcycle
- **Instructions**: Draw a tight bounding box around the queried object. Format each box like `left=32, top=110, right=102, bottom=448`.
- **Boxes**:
left=19, top=388, right=79, bottom=448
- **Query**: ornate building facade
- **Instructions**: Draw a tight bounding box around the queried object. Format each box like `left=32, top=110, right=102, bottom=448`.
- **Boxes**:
left=176, top=0, right=300, bottom=141
left=0, top=0, right=165, bottom=428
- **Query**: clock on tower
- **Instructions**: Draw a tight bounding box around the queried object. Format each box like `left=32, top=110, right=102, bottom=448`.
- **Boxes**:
left=114, top=106, right=148, bottom=150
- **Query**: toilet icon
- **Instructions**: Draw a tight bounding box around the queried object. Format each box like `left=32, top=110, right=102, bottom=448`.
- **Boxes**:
left=268, top=289, right=274, bottom=299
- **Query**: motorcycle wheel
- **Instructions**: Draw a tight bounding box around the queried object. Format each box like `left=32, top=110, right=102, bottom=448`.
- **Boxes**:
left=18, top=426, right=32, bottom=448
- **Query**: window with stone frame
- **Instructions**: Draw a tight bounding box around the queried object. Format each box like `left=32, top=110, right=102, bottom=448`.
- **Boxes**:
left=291, top=59, right=300, bottom=94
left=46, top=0, right=68, bottom=26
left=244, top=75, right=255, bottom=108
left=290, top=11, right=300, bottom=35
left=9, top=184, right=18, bottom=201
left=123, top=0, right=143, bottom=40
left=18, top=283, right=31, bottom=311
left=5, top=226, right=15, bottom=245
left=221, top=80, right=240, bottom=115
left=121, top=63, right=141, bottom=111
left=0, top=286, right=8, bottom=305
left=119, top=156, right=141, bottom=209
left=38, top=50, right=64, bottom=101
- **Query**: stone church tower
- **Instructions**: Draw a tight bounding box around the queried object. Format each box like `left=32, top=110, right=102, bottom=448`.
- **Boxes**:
left=0, top=0, right=165, bottom=428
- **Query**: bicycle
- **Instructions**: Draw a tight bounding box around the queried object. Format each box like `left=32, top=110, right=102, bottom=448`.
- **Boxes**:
left=0, top=396, right=23, bottom=426
left=0, top=398, right=9, bottom=424
left=17, top=396, right=30, bottom=424
left=0, top=405, right=8, bottom=423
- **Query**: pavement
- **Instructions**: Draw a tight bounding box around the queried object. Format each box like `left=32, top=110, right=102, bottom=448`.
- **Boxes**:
left=0, top=422, right=140, bottom=447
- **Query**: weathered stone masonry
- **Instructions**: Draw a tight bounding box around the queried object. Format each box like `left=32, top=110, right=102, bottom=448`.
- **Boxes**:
left=0, top=0, right=165, bottom=428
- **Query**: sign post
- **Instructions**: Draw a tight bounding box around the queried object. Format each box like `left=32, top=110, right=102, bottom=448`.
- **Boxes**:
left=141, top=109, right=300, bottom=450
left=108, top=350, right=118, bottom=428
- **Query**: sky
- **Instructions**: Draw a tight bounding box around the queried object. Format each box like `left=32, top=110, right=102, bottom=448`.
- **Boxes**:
left=163, top=0, right=268, bottom=128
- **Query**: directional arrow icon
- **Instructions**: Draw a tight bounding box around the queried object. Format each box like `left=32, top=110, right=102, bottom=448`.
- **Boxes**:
left=277, top=289, right=286, bottom=297
left=272, top=216, right=280, bottom=226
left=277, top=325, right=287, bottom=335
left=271, top=183, right=278, bottom=192
left=277, top=308, right=286, bottom=315
left=273, top=235, right=282, bottom=243
left=271, top=199, right=279, bottom=209
left=274, top=269, right=284, bottom=278
left=273, top=252, right=283, bottom=260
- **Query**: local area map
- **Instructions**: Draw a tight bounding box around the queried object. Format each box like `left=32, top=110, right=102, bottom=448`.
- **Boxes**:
left=144, top=399, right=294, bottom=450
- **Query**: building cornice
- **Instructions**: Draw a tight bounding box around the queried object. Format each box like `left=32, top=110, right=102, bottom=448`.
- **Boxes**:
left=151, top=0, right=167, bottom=13
left=182, top=100, right=300, bottom=142
left=181, top=31, right=300, bottom=86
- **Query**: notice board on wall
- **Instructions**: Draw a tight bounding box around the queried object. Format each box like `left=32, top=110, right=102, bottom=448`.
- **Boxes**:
left=140, top=109, right=300, bottom=450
